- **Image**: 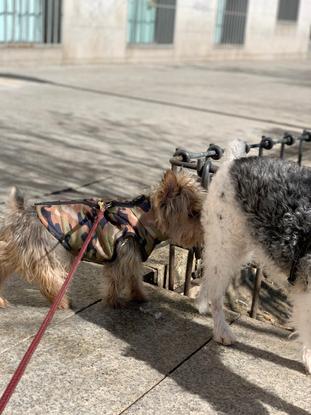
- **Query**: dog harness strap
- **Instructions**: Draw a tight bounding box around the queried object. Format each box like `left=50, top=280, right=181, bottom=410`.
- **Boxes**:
left=35, top=199, right=100, bottom=208
left=34, top=195, right=147, bottom=209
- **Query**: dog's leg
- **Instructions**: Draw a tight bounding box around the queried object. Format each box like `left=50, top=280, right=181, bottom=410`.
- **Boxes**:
left=291, top=287, right=311, bottom=374
left=36, top=268, right=70, bottom=310
left=127, top=240, right=147, bottom=303
left=20, top=253, right=71, bottom=310
left=129, top=272, right=148, bottom=303
left=0, top=241, right=15, bottom=308
left=101, top=266, right=123, bottom=308
left=197, top=242, right=246, bottom=345
left=197, top=187, right=249, bottom=345
left=101, top=239, right=146, bottom=307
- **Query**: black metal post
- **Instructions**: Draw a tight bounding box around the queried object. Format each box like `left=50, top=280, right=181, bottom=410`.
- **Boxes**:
left=250, top=267, right=262, bottom=318
left=184, top=249, right=194, bottom=296
left=168, top=244, right=175, bottom=291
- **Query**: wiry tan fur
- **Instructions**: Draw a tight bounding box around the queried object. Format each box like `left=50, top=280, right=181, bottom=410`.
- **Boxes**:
left=0, top=170, right=204, bottom=309
left=151, top=170, right=204, bottom=249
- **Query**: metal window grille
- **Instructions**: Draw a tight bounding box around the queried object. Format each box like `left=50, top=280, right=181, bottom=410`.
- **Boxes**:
left=277, top=0, right=300, bottom=22
left=214, top=0, right=249, bottom=46
left=0, top=0, right=62, bottom=44
left=128, top=0, right=176, bottom=45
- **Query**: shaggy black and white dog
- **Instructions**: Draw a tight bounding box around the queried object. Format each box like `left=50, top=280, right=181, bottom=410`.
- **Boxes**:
left=197, top=140, right=311, bottom=373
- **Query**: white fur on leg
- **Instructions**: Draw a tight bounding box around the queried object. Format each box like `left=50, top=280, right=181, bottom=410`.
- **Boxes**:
left=195, top=264, right=236, bottom=347
left=212, top=301, right=236, bottom=345
left=303, top=346, right=311, bottom=374
left=214, top=321, right=236, bottom=346
left=195, top=276, right=209, bottom=314
left=195, top=277, right=236, bottom=345
left=291, top=287, right=311, bottom=374
left=196, top=298, right=209, bottom=315
left=198, top=153, right=252, bottom=347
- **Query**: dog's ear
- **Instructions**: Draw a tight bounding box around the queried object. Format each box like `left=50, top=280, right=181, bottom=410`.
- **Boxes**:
left=161, top=170, right=180, bottom=200
left=7, top=186, right=24, bottom=212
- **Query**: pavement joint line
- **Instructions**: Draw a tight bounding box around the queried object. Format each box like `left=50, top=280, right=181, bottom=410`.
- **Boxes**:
left=0, top=299, right=102, bottom=356
left=117, top=313, right=241, bottom=415
left=0, top=176, right=111, bottom=206
left=0, top=73, right=308, bottom=130
left=1, top=333, right=42, bottom=357
left=37, top=177, right=110, bottom=198
left=46, top=81, right=311, bottom=131
left=74, top=298, right=102, bottom=315
left=118, top=334, right=215, bottom=415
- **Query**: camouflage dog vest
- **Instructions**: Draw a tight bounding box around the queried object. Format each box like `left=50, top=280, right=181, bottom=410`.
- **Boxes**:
left=36, top=196, right=165, bottom=264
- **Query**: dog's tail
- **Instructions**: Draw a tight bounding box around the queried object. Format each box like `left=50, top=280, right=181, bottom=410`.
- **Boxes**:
left=224, top=139, right=247, bottom=162
left=7, top=186, right=25, bottom=212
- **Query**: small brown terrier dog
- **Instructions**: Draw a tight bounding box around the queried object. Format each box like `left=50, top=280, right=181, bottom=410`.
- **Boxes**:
left=0, top=170, right=204, bottom=309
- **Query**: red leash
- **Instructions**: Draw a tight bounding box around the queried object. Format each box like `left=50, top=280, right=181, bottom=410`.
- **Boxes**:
left=0, top=208, right=104, bottom=414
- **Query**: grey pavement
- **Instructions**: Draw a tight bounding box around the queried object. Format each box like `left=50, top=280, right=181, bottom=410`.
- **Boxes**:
left=1, top=60, right=311, bottom=414
left=0, top=271, right=310, bottom=415
left=0, top=60, right=310, bottom=204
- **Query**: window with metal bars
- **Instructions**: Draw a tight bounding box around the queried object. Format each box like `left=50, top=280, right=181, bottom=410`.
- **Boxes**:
left=277, top=0, right=300, bottom=22
left=0, top=0, right=62, bottom=44
left=128, top=0, right=176, bottom=45
left=214, top=0, right=249, bottom=45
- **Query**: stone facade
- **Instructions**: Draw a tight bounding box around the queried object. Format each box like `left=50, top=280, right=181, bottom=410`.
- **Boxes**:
left=0, top=0, right=310, bottom=65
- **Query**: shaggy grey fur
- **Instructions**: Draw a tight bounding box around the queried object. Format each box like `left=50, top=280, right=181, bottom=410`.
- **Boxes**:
left=230, top=156, right=311, bottom=275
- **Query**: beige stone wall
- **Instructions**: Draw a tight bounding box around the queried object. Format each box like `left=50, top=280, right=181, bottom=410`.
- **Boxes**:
left=0, top=0, right=310, bottom=65
left=174, top=0, right=216, bottom=60
left=244, top=0, right=311, bottom=57
left=0, top=45, right=62, bottom=66
left=126, top=0, right=311, bottom=62
left=62, top=0, right=128, bottom=63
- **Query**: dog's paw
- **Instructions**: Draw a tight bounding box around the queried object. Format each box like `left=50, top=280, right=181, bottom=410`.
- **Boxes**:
left=303, top=346, right=311, bottom=374
left=214, top=323, right=236, bottom=346
left=104, top=297, right=127, bottom=309
left=58, top=297, right=70, bottom=310
left=195, top=297, right=209, bottom=315
left=0, top=297, right=9, bottom=308
left=130, top=290, right=148, bottom=304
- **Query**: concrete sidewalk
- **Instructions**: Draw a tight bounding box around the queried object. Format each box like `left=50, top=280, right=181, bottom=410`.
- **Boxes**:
left=0, top=264, right=310, bottom=415
left=1, top=60, right=311, bottom=414
left=0, top=60, right=310, bottom=205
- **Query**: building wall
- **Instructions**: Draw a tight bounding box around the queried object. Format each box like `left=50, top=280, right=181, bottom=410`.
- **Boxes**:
left=127, top=0, right=311, bottom=62
left=62, top=0, right=127, bottom=63
left=126, top=0, right=217, bottom=62
left=0, top=0, right=310, bottom=65
left=0, top=44, right=62, bottom=66
left=245, top=0, right=311, bottom=57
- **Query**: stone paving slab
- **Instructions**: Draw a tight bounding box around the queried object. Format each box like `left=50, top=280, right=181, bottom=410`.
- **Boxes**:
left=0, top=60, right=310, bottom=205
left=1, top=279, right=310, bottom=415
left=0, top=285, right=235, bottom=415
left=2, top=61, right=310, bottom=129
left=124, top=317, right=311, bottom=415
left=0, top=262, right=103, bottom=353
left=0, top=60, right=311, bottom=415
